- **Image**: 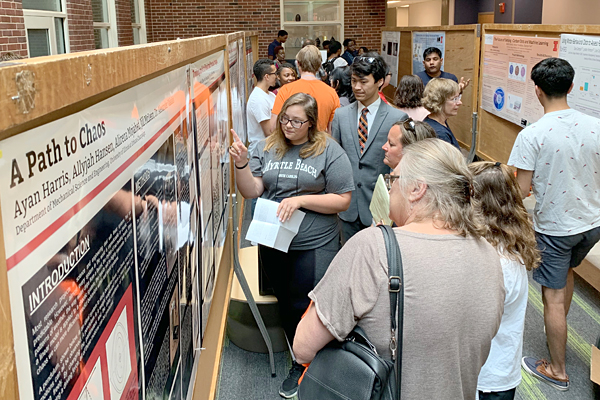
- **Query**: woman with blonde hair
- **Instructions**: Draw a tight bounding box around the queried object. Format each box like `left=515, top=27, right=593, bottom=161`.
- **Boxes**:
left=470, top=161, right=540, bottom=400
left=422, top=77, right=462, bottom=149
left=229, top=92, right=354, bottom=398
left=294, top=139, right=504, bottom=399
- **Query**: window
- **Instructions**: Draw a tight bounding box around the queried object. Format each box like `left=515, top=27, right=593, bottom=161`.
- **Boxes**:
left=130, top=0, right=147, bottom=45
left=281, top=0, right=344, bottom=59
left=22, top=0, right=68, bottom=57
left=92, top=0, right=118, bottom=49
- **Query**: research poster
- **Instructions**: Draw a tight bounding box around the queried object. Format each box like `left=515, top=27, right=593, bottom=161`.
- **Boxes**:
left=0, top=63, right=191, bottom=400
left=190, top=50, right=227, bottom=339
left=412, top=31, right=445, bottom=74
left=481, top=35, right=560, bottom=127
left=381, top=31, right=400, bottom=87
left=238, top=38, right=247, bottom=141
left=173, top=106, right=197, bottom=400
left=246, top=39, right=254, bottom=97
left=560, top=34, right=600, bottom=119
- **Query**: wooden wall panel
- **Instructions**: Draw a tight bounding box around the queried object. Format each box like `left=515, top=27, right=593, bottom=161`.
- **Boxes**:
left=381, top=25, right=481, bottom=150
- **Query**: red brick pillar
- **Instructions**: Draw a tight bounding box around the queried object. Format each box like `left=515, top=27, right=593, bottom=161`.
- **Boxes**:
left=66, top=0, right=95, bottom=52
left=0, top=0, right=28, bottom=58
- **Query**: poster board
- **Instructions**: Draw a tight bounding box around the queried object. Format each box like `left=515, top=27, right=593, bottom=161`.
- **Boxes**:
left=412, top=31, right=446, bottom=74
left=480, top=34, right=559, bottom=127
left=559, top=34, right=600, bottom=119
left=245, top=36, right=255, bottom=99
left=190, top=50, right=227, bottom=343
left=0, top=31, right=255, bottom=400
left=380, top=25, right=481, bottom=151
left=381, top=31, right=401, bottom=87
left=0, top=63, right=189, bottom=400
left=476, top=24, right=600, bottom=163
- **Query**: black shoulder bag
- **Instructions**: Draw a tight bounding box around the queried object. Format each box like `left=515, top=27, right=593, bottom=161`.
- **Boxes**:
left=298, top=225, right=404, bottom=400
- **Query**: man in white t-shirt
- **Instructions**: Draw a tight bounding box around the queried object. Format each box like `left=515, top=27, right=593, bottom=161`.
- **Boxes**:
left=247, top=59, right=277, bottom=155
left=508, top=58, right=600, bottom=392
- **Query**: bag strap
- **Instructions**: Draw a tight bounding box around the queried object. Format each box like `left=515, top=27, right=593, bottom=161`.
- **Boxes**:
left=378, top=225, right=403, bottom=400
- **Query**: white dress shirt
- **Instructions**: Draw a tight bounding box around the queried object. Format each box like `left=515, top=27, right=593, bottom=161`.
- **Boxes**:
left=356, top=97, right=381, bottom=135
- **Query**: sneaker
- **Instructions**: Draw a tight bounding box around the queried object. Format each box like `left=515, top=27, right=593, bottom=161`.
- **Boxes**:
left=521, top=357, right=570, bottom=391
left=279, top=361, right=305, bottom=398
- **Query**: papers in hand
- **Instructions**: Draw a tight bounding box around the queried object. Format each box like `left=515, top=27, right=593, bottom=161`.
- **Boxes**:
left=245, top=198, right=306, bottom=252
left=369, top=174, right=393, bottom=226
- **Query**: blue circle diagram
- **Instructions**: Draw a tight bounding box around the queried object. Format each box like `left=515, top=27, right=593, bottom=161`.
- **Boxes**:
left=509, top=65, right=514, bottom=75
left=494, top=88, right=505, bottom=110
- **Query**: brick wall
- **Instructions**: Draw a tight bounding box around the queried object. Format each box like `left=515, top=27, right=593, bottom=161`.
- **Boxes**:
left=144, top=0, right=386, bottom=58
left=0, top=0, right=27, bottom=57
left=145, top=0, right=280, bottom=57
left=344, top=0, right=386, bottom=51
left=116, top=0, right=134, bottom=46
left=67, top=0, right=95, bottom=52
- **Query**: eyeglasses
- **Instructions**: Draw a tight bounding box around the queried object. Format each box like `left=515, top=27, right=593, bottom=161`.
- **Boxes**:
left=279, top=115, right=309, bottom=129
left=354, top=56, right=377, bottom=64
left=449, top=94, right=462, bottom=103
left=383, top=174, right=400, bottom=191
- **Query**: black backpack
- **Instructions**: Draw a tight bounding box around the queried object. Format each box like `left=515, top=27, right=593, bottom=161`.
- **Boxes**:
left=322, top=56, right=339, bottom=77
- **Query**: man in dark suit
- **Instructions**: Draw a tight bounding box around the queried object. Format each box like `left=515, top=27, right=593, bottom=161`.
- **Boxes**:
left=332, top=53, right=408, bottom=242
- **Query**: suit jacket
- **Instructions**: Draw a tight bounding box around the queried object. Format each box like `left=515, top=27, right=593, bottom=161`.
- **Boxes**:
left=332, top=101, right=408, bottom=225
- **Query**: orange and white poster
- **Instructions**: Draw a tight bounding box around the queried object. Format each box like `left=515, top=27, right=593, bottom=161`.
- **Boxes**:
left=481, top=35, right=560, bottom=127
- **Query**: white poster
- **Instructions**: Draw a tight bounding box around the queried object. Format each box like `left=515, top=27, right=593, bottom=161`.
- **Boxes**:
left=381, top=31, right=401, bottom=87
left=412, top=31, right=446, bottom=74
left=190, top=50, right=227, bottom=340
left=0, top=64, right=189, bottom=400
left=246, top=38, right=254, bottom=97
left=481, top=35, right=559, bottom=127
left=560, top=34, right=600, bottom=119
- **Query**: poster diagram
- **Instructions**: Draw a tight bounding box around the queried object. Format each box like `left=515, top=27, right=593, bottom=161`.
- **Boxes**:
left=412, top=31, right=445, bottom=74
left=481, top=34, right=559, bottom=127
left=560, top=34, right=600, bottom=119
left=77, top=360, right=104, bottom=400
left=105, top=308, right=132, bottom=400
left=381, top=31, right=401, bottom=87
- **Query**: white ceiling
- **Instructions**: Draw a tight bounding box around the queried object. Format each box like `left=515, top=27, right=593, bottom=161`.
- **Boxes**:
left=387, top=0, right=434, bottom=8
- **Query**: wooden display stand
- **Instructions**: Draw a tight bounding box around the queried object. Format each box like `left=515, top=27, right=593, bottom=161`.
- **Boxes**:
left=381, top=25, right=482, bottom=150
left=0, top=30, right=259, bottom=400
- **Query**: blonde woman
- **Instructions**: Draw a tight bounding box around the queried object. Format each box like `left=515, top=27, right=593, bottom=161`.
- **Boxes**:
left=229, top=92, right=354, bottom=398
left=294, top=139, right=504, bottom=399
left=422, top=78, right=462, bottom=150
left=470, top=162, right=540, bottom=400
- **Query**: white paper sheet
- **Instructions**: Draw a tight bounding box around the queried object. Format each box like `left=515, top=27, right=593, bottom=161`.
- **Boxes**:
left=369, top=174, right=393, bottom=226
left=245, top=198, right=305, bottom=252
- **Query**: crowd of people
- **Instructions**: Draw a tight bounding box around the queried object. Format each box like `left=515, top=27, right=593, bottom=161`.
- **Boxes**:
left=231, top=34, right=600, bottom=399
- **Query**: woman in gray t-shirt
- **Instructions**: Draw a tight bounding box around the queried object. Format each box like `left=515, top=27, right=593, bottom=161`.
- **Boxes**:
left=293, top=139, right=505, bottom=399
left=229, top=93, right=354, bottom=397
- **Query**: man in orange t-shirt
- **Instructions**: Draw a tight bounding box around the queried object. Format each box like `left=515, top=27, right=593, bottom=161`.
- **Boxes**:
left=270, top=45, right=340, bottom=133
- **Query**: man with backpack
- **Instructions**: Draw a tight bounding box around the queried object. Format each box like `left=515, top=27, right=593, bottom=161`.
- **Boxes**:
left=323, top=41, right=348, bottom=73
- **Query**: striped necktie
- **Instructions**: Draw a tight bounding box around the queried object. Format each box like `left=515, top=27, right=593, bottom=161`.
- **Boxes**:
left=358, top=107, right=369, bottom=154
